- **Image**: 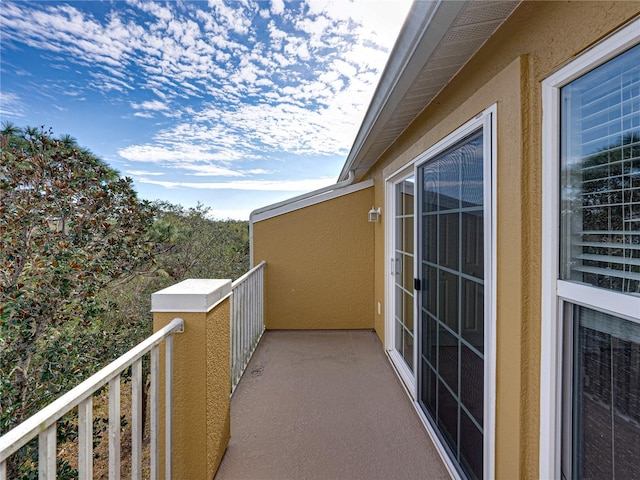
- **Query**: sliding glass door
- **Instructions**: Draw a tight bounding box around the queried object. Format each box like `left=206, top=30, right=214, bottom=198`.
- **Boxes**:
left=386, top=109, right=494, bottom=479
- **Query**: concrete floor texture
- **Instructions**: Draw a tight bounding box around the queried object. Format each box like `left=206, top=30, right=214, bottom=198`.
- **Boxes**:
left=215, top=330, right=450, bottom=480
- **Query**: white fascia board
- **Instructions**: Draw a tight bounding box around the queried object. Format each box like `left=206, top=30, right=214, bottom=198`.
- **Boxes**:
left=339, top=0, right=468, bottom=182
left=151, top=279, right=232, bottom=312
left=250, top=179, right=374, bottom=224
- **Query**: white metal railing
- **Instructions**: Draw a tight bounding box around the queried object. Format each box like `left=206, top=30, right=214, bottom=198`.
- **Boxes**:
left=0, top=317, right=184, bottom=480
left=231, top=261, right=266, bottom=393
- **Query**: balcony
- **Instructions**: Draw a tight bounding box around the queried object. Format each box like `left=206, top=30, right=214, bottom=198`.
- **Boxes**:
left=0, top=263, right=449, bottom=479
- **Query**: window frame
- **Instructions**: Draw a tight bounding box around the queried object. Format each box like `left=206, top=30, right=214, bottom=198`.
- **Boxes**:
left=540, top=18, right=640, bottom=479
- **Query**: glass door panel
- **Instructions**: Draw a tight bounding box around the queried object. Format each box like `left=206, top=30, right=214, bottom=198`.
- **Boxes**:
left=418, top=130, right=485, bottom=480
left=393, top=176, right=415, bottom=372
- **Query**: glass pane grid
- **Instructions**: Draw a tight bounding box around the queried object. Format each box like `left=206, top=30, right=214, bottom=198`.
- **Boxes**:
left=423, top=310, right=484, bottom=360
left=421, top=318, right=485, bottom=427
left=422, top=259, right=485, bottom=286
left=393, top=176, right=416, bottom=373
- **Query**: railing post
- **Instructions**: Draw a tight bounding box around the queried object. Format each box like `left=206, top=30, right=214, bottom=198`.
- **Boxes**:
left=151, top=279, right=232, bottom=480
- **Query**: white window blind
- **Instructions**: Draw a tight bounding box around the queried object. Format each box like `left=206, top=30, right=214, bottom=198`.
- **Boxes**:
left=560, top=43, right=640, bottom=296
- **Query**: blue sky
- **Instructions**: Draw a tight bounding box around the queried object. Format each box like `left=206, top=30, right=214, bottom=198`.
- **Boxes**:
left=0, top=0, right=411, bottom=219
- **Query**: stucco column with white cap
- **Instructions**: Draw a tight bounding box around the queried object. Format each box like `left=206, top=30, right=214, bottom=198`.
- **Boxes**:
left=152, top=279, right=232, bottom=480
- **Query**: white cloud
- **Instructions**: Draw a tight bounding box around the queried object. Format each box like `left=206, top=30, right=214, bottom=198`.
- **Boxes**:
left=0, top=92, right=24, bottom=117
left=294, top=14, right=331, bottom=43
left=331, top=59, right=358, bottom=79
left=211, top=1, right=252, bottom=35
left=130, top=1, right=172, bottom=23
left=138, top=176, right=336, bottom=191
left=132, top=100, right=170, bottom=111
left=118, top=144, right=247, bottom=167
left=126, top=169, right=165, bottom=176
left=270, top=0, right=285, bottom=16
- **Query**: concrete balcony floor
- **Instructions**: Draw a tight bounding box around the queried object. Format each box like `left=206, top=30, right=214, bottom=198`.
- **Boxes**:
left=215, top=330, right=450, bottom=480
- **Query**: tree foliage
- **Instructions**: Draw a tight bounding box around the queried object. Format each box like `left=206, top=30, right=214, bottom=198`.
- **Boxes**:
left=98, top=202, right=250, bottom=338
left=0, top=125, right=156, bottom=437
left=0, top=125, right=250, bottom=476
left=152, top=201, right=249, bottom=280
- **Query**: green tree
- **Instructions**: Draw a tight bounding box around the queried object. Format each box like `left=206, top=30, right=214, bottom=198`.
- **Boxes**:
left=0, top=125, right=157, bottom=475
left=98, top=202, right=250, bottom=335
left=152, top=201, right=249, bottom=280
left=0, top=125, right=251, bottom=477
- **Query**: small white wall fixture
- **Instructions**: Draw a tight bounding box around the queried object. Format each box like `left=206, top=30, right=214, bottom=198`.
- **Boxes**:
left=368, top=207, right=381, bottom=222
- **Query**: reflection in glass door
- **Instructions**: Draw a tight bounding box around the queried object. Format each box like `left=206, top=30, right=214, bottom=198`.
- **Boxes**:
left=418, top=131, right=485, bottom=480
left=392, top=176, right=415, bottom=373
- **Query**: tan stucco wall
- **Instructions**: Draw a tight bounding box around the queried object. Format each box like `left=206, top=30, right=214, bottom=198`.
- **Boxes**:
left=153, top=298, right=231, bottom=479
left=252, top=187, right=375, bottom=330
left=364, top=2, right=640, bottom=479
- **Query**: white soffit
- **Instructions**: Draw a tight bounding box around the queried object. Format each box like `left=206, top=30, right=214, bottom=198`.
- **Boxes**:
left=339, top=0, right=521, bottom=181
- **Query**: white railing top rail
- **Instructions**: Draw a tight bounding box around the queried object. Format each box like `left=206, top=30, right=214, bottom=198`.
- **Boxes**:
left=0, top=317, right=184, bottom=462
left=232, top=261, right=266, bottom=288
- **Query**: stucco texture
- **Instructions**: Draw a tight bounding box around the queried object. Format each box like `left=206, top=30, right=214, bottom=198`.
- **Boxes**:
left=153, top=298, right=230, bottom=479
left=366, top=2, right=640, bottom=479
left=252, top=186, right=375, bottom=330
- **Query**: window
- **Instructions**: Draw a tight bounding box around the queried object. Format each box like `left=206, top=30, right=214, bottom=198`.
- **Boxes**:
left=541, top=19, right=640, bottom=479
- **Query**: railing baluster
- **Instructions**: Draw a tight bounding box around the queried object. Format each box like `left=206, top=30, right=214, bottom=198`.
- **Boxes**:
left=254, top=274, right=258, bottom=345
left=0, top=459, right=6, bottom=480
left=232, top=290, right=237, bottom=385
left=165, top=334, right=174, bottom=480
left=132, top=358, right=143, bottom=480
left=238, top=282, right=243, bottom=382
left=39, top=424, right=56, bottom=480
left=108, top=376, right=121, bottom=480
left=233, top=288, right=242, bottom=382
left=238, top=288, right=242, bottom=380
left=248, top=278, right=252, bottom=354
left=253, top=275, right=257, bottom=345
left=150, top=345, right=159, bottom=480
left=241, top=282, right=246, bottom=372
left=78, top=397, right=93, bottom=479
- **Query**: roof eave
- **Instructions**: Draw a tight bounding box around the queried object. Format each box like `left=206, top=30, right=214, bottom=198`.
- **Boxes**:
left=338, top=0, right=469, bottom=182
